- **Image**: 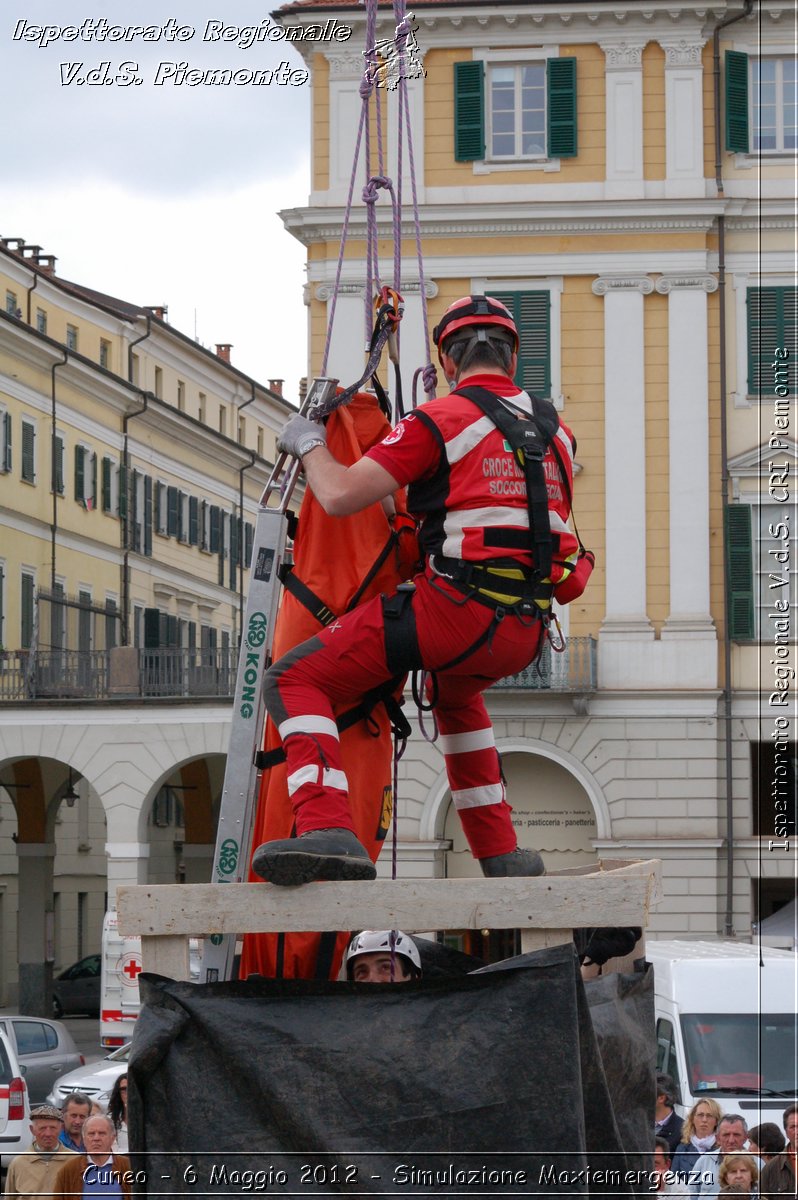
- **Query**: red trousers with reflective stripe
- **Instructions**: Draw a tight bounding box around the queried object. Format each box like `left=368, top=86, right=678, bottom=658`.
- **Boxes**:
left=263, top=572, right=543, bottom=860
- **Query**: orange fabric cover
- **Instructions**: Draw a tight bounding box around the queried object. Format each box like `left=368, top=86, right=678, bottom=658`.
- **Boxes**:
left=239, top=393, right=416, bottom=982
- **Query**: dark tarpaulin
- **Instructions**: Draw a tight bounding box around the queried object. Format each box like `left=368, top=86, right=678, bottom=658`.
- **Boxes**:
left=583, top=964, right=655, bottom=1177
left=127, top=944, right=653, bottom=1197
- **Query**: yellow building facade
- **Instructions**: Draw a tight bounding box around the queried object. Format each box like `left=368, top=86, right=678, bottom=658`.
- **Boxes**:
left=0, top=239, right=290, bottom=1008
left=279, top=0, right=796, bottom=940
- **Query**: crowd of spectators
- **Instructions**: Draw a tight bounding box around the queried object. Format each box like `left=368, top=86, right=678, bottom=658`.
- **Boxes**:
left=654, top=1084, right=796, bottom=1200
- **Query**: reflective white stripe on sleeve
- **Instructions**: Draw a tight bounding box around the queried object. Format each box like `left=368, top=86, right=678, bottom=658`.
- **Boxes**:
left=287, top=764, right=320, bottom=796
left=439, top=728, right=496, bottom=756
left=322, top=768, right=349, bottom=793
left=278, top=715, right=339, bottom=740
left=451, top=783, right=504, bottom=809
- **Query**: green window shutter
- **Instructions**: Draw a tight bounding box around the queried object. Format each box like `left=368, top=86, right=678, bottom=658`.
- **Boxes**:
left=747, top=287, right=797, bottom=396
left=200, top=500, right=208, bottom=550
left=89, top=453, right=97, bottom=509
left=209, top=505, right=221, bottom=554
left=118, top=462, right=128, bottom=519
left=101, top=457, right=112, bottom=512
left=74, top=445, right=85, bottom=501
left=244, top=521, right=254, bottom=568
left=725, top=51, right=749, bottom=154
left=2, top=411, right=11, bottom=472
left=21, top=421, right=35, bottom=483
left=177, top=491, right=186, bottom=543
left=547, top=57, right=578, bottom=158
left=53, top=435, right=64, bottom=494
left=454, top=61, right=485, bottom=162
left=20, top=573, right=35, bottom=649
left=167, top=486, right=179, bottom=537
left=144, top=607, right=161, bottom=649
left=144, top=476, right=153, bottom=557
left=0, top=562, right=4, bottom=648
left=492, top=290, right=551, bottom=396
left=131, top=470, right=140, bottom=551
left=189, top=496, right=199, bottom=546
left=724, top=504, right=755, bottom=641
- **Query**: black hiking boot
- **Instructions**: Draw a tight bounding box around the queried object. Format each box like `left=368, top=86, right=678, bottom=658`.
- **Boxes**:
left=251, top=828, right=377, bottom=886
left=479, top=848, right=546, bottom=878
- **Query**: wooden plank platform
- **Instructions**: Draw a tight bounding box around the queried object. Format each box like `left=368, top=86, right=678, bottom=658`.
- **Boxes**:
left=118, top=857, right=661, bottom=980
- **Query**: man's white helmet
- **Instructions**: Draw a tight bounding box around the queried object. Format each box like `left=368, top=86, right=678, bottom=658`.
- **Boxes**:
left=344, top=930, right=422, bottom=979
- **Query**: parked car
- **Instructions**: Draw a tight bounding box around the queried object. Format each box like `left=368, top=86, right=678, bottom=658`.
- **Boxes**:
left=53, top=952, right=101, bottom=1017
left=46, top=1041, right=130, bottom=1109
left=0, top=1027, right=32, bottom=1170
left=0, top=1016, right=84, bottom=1106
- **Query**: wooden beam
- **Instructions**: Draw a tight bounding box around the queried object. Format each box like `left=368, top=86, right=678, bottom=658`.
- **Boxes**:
left=118, top=859, right=660, bottom=943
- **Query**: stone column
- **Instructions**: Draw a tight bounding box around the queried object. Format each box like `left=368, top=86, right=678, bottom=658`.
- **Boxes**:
left=17, top=844, right=55, bottom=1014
left=657, top=274, right=718, bottom=652
left=659, top=38, right=707, bottom=198
left=600, top=41, right=647, bottom=199
left=105, top=843, right=150, bottom=910
left=593, top=276, right=655, bottom=640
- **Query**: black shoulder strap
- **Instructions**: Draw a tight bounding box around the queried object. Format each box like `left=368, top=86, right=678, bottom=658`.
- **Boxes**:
left=457, top=385, right=556, bottom=579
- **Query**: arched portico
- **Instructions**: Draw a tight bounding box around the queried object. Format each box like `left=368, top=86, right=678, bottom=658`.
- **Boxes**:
left=418, top=739, right=612, bottom=877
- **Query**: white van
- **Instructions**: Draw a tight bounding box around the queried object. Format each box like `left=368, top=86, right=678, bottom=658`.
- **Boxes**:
left=647, top=940, right=798, bottom=1126
left=100, top=910, right=143, bottom=1048
left=100, top=911, right=202, bottom=1049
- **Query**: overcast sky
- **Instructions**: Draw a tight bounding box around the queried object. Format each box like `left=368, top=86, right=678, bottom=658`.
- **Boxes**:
left=2, top=0, right=314, bottom=400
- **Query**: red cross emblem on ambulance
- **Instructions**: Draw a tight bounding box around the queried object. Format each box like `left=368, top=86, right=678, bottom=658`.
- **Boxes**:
left=119, top=954, right=142, bottom=985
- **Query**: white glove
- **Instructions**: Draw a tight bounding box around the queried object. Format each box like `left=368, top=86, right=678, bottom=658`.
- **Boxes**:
left=277, top=415, right=327, bottom=459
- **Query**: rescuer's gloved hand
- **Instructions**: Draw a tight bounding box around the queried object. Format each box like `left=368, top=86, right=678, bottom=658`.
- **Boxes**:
left=278, top=415, right=327, bottom=459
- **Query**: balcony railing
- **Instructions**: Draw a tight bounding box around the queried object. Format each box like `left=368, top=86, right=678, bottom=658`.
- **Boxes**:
left=491, top=636, right=596, bottom=692
left=0, top=636, right=597, bottom=703
left=0, top=648, right=236, bottom=702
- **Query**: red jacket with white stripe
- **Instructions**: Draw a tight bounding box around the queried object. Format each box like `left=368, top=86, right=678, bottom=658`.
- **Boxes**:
left=403, top=380, right=579, bottom=585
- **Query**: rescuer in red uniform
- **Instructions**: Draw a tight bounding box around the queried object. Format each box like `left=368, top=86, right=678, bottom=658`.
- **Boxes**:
left=252, top=296, right=591, bottom=887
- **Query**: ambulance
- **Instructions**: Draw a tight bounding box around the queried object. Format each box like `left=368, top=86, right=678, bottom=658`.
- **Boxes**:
left=101, top=911, right=201, bottom=1048
left=647, top=940, right=798, bottom=1126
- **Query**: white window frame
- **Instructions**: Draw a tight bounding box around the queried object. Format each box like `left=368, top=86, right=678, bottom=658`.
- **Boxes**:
left=200, top=501, right=211, bottom=553
left=751, top=54, right=796, bottom=156
left=472, top=47, right=562, bottom=176
left=155, top=479, right=169, bottom=536
left=76, top=442, right=97, bottom=508
left=132, top=472, right=146, bottom=552
left=35, top=308, right=47, bottom=334
left=731, top=271, right=797, bottom=407
left=179, top=492, right=190, bottom=544
left=5, top=290, right=18, bottom=316
left=66, top=324, right=78, bottom=352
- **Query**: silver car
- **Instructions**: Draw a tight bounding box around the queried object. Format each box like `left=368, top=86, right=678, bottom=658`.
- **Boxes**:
left=46, top=1041, right=129, bottom=1109
left=0, top=1016, right=83, bottom=1106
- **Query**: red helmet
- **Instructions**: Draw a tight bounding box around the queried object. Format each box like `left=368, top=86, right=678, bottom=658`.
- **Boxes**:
left=432, top=295, right=519, bottom=360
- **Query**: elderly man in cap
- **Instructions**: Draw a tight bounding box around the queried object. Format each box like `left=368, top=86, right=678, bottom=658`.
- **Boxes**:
left=3, top=1103, right=77, bottom=1200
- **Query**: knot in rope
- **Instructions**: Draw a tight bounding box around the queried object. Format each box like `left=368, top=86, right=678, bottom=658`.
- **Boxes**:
left=421, top=362, right=438, bottom=398
left=362, top=174, right=392, bottom=207
left=359, top=72, right=374, bottom=100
